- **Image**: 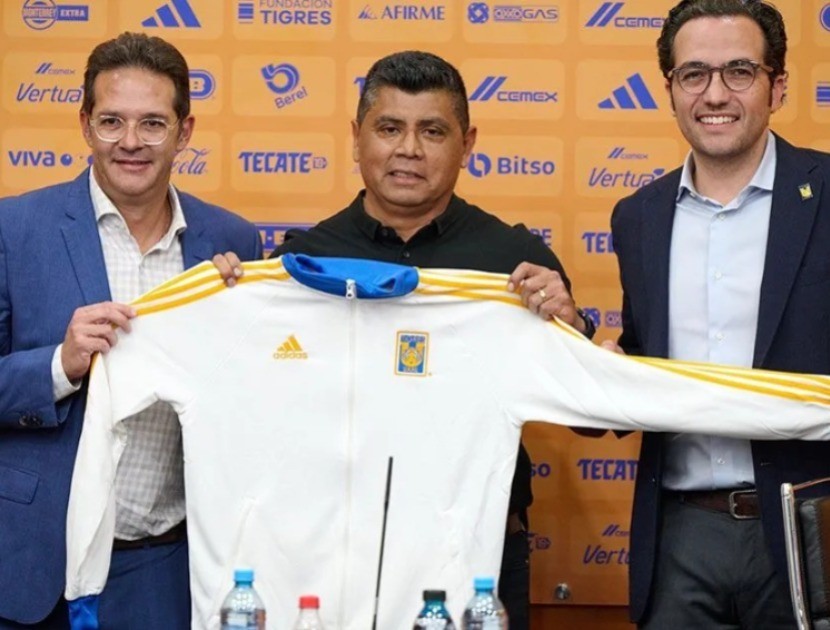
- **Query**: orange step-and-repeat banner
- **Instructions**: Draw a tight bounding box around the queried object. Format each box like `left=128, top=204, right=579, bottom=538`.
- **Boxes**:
left=2, top=0, right=829, bottom=607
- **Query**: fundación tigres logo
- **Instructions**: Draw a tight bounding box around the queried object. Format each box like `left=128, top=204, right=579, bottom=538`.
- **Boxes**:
left=273, top=334, right=308, bottom=360
left=395, top=331, right=429, bottom=376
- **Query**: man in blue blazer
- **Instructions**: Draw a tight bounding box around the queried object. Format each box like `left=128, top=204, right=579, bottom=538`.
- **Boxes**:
left=606, top=1, right=829, bottom=628
left=0, top=33, right=261, bottom=628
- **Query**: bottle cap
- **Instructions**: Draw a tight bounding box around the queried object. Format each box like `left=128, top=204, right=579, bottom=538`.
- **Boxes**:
left=423, top=590, right=447, bottom=602
left=299, top=595, right=320, bottom=609
left=234, top=568, right=254, bottom=584
left=473, top=576, right=495, bottom=591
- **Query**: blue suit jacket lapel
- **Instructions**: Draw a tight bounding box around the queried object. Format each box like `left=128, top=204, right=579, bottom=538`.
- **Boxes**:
left=640, top=170, right=680, bottom=359
left=179, top=192, right=214, bottom=270
left=60, top=170, right=111, bottom=305
left=754, top=135, right=824, bottom=366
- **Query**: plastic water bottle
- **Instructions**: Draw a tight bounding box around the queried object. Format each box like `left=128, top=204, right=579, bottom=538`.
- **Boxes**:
left=461, top=577, right=508, bottom=629
left=413, top=589, right=456, bottom=629
left=220, top=568, right=266, bottom=629
left=293, top=594, right=325, bottom=629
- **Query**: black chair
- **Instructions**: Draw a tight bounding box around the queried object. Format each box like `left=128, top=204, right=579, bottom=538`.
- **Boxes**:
left=781, top=478, right=830, bottom=630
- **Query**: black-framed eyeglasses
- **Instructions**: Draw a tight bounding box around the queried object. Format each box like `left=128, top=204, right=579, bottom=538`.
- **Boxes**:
left=88, top=115, right=179, bottom=145
left=667, top=59, right=774, bottom=95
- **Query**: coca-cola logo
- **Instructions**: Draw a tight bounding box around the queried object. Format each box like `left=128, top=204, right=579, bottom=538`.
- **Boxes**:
left=172, top=147, right=209, bottom=175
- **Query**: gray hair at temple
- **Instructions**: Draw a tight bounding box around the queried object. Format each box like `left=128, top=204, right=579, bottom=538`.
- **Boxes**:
left=356, top=50, right=470, bottom=133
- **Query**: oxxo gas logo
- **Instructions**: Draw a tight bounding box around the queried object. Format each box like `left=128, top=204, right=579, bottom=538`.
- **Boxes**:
left=581, top=307, right=622, bottom=329
left=577, top=458, right=637, bottom=481
left=21, top=0, right=89, bottom=30
left=467, top=2, right=558, bottom=24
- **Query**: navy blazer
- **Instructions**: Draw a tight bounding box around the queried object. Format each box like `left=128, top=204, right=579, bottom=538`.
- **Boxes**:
left=610, top=135, right=830, bottom=623
left=0, top=170, right=262, bottom=624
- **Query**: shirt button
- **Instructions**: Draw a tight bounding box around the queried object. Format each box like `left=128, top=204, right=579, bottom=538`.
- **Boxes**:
left=402, top=251, right=410, bottom=259
left=714, top=270, right=723, bottom=280
left=715, top=332, right=724, bottom=341
left=717, top=214, right=726, bottom=221
left=717, top=458, right=725, bottom=465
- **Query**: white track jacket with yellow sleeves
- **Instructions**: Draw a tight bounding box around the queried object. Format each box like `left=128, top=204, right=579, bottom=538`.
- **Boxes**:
left=65, top=255, right=830, bottom=629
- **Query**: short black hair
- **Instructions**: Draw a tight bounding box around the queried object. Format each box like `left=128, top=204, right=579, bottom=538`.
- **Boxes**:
left=356, top=50, right=469, bottom=133
left=657, top=0, right=787, bottom=79
left=83, top=32, right=190, bottom=121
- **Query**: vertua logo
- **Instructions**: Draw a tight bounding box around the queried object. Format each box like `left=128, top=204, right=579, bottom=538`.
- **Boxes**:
left=141, top=0, right=200, bottom=27
left=16, top=61, right=82, bottom=105
left=21, top=0, right=89, bottom=30
left=598, top=74, right=657, bottom=110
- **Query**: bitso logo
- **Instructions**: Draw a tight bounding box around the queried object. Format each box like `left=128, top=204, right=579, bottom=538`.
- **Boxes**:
left=467, top=152, right=555, bottom=178
left=358, top=3, right=446, bottom=20
left=273, top=335, right=308, bottom=360
left=585, top=1, right=663, bottom=28
left=260, top=63, right=307, bottom=109
left=21, top=0, right=89, bottom=30
left=396, top=332, right=429, bottom=376
left=141, top=0, right=200, bottom=27
left=598, top=73, right=657, bottom=110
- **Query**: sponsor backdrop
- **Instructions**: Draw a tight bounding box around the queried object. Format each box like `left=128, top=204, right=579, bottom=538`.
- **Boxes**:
left=0, top=0, right=825, bottom=610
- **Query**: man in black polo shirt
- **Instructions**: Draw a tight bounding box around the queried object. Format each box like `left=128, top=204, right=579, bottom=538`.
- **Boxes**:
left=218, top=50, right=594, bottom=629
left=282, top=50, right=598, bottom=629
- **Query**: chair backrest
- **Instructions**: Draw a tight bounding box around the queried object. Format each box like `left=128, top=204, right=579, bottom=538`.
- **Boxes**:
left=782, top=479, right=830, bottom=630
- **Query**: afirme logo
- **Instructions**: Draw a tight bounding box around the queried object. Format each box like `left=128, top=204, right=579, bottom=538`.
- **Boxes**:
left=141, top=0, right=201, bottom=28
left=585, top=1, right=663, bottom=28
left=358, top=3, right=446, bottom=21
left=22, top=0, right=89, bottom=31
left=598, top=74, right=657, bottom=110
left=273, top=335, right=308, bottom=360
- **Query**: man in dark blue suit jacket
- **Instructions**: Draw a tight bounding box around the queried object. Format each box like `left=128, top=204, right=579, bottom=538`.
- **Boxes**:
left=606, top=1, right=830, bottom=628
left=0, top=33, right=261, bottom=628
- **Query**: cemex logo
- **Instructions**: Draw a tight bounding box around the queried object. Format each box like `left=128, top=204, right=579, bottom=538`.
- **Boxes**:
left=585, top=2, right=663, bottom=28
left=469, top=76, right=558, bottom=103
left=607, top=146, right=647, bottom=159
left=602, top=523, right=630, bottom=537
left=21, top=0, right=89, bottom=30
left=141, top=0, right=201, bottom=27
left=598, top=74, right=657, bottom=110
left=35, top=62, right=75, bottom=76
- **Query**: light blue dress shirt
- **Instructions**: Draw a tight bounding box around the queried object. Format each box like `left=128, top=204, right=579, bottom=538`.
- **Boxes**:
left=662, top=132, right=776, bottom=491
